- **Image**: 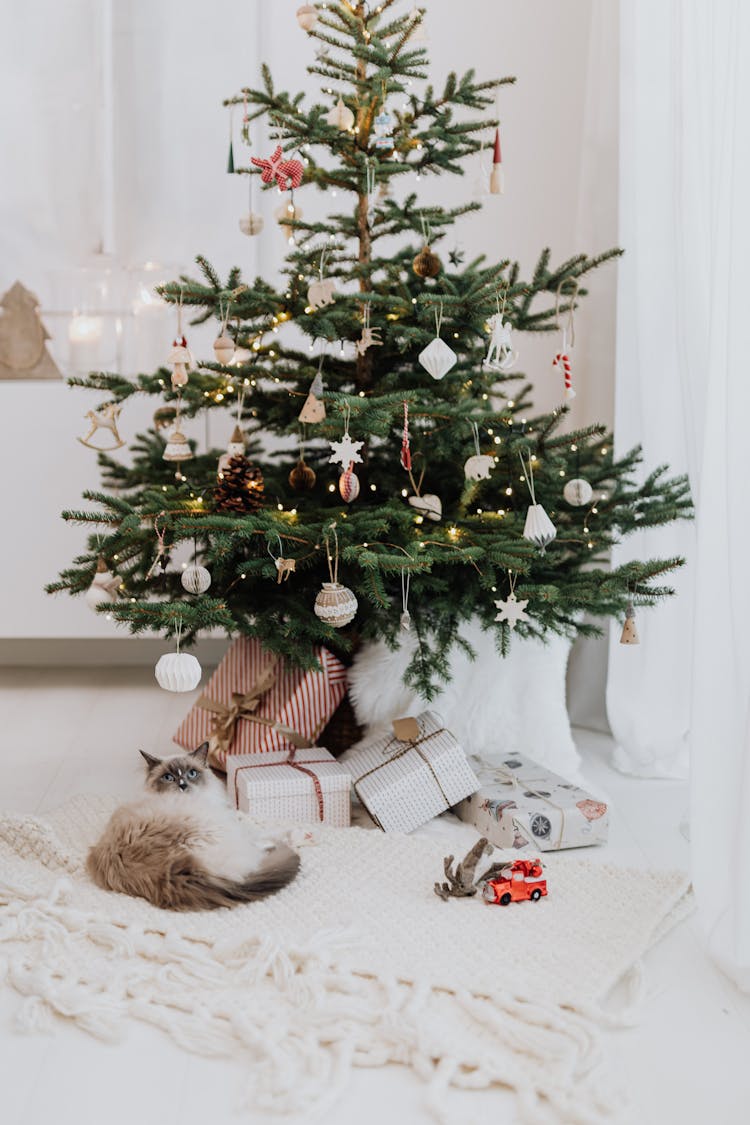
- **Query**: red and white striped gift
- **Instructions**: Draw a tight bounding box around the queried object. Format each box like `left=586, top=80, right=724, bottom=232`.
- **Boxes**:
left=173, top=638, right=347, bottom=768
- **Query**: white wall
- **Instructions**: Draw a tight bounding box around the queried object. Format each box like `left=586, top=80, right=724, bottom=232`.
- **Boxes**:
left=0, top=0, right=618, bottom=640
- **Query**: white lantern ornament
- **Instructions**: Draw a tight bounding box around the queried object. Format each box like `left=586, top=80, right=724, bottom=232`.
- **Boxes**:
left=155, top=622, right=202, bottom=693
left=181, top=565, right=211, bottom=594
left=519, top=451, right=557, bottom=553
left=563, top=477, right=593, bottom=507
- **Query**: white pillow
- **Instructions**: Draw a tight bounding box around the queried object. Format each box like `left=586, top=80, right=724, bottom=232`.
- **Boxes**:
left=348, top=619, right=580, bottom=778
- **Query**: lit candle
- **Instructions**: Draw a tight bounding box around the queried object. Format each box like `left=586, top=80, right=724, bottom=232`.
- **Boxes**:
left=69, top=313, right=102, bottom=373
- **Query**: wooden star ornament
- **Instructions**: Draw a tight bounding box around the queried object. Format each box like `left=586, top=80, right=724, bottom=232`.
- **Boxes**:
left=329, top=431, right=364, bottom=467
left=494, top=591, right=530, bottom=630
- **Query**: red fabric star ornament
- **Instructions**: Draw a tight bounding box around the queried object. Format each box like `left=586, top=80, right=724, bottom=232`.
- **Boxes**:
left=250, top=145, right=304, bottom=191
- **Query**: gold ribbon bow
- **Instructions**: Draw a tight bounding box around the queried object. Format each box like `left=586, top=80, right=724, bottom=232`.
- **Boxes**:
left=197, top=659, right=309, bottom=768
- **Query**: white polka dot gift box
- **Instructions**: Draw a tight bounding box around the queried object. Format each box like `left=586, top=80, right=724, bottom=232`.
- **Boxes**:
left=227, top=747, right=351, bottom=827
left=455, top=755, right=609, bottom=852
left=340, top=711, right=479, bottom=834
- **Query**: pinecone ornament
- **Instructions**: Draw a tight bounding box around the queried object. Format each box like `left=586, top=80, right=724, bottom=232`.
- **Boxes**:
left=214, top=454, right=264, bottom=513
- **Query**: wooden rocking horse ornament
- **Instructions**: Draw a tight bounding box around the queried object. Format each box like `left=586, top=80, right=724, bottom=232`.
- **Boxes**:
left=77, top=403, right=126, bottom=451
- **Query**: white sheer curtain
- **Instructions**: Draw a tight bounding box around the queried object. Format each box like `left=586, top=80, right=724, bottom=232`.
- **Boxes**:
left=609, top=0, right=750, bottom=988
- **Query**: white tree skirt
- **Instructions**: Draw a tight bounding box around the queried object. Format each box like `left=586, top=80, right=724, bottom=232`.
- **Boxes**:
left=0, top=795, right=691, bottom=1124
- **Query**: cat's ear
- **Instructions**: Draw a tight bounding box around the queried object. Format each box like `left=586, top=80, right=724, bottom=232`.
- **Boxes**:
left=139, top=750, right=161, bottom=770
left=191, top=742, right=210, bottom=766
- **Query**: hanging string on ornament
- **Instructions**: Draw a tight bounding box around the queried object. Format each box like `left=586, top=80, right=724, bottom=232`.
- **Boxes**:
left=251, top=145, right=304, bottom=192
left=473, top=137, right=491, bottom=198
left=77, top=402, right=126, bottom=451
left=563, top=441, right=593, bottom=506
left=308, top=247, right=336, bottom=309
left=146, top=511, right=169, bottom=579
left=314, top=523, right=358, bottom=628
left=494, top=570, right=531, bottom=631
left=483, top=288, right=518, bottom=372
left=155, top=617, right=203, bottom=693
left=213, top=300, right=236, bottom=364
left=464, top=420, right=494, bottom=481
left=218, top=383, right=247, bottom=477
left=519, top=450, right=556, bottom=552
left=400, top=401, right=412, bottom=471
left=418, top=300, right=456, bottom=379
left=239, top=171, right=264, bottom=236
left=413, top=216, right=442, bottom=279
left=407, top=459, right=442, bottom=521
left=268, top=534, right=297, bottom=584
left=400, top=568, right=412, bottom=631
left=85, top=554, right=121, bottom=611
left=553, top=279, right=580, bottom=401
left=329, top=403, right=364, bottom=468
left=620, top=589, right=640, bottom=645
left=240, top=90, right=251, bottom=146
left=299, top=350, right=326, bottom=423
left=274, top=195, right=304, bottom=246
left=355, top=303, right=382, bottom=355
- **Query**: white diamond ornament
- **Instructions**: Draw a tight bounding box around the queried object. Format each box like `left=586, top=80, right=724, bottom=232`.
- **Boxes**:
left=464, top=454, right=494, bottom=481
left=523, top=504, right=557, bottom=551
left=155, top=652, right=202, bottom=693
left=408, top=493, right=442, bottom=521
left=418, top=337, right=457, bottom=380
left=563, top=478, right=593, bottom=507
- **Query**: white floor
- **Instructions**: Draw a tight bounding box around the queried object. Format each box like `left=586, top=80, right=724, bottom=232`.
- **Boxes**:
left=2, top=666, right=750, bottom=1125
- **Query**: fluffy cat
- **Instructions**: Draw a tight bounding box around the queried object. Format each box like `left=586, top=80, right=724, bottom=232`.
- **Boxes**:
left=86, top=743, right=300, bottom=911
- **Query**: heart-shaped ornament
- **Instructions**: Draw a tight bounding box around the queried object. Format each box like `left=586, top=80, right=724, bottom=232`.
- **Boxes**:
left=408, top=493, right=442, bottom=521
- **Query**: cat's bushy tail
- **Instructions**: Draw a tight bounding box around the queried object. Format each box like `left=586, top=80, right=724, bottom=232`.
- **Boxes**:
left=87, top=835, right=300, bottom=912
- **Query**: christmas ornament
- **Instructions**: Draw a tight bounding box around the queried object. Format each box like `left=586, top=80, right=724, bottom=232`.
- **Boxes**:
left=489, top=127, right=504, bottom=195
left=620, top=601, right=639, bottom=645
left=418, top=305, right=456, bottom=379
left=0, top=281, right=60, bottom=381
left=553, top=279, right=579, bottom=401
left=408, top=493, right=442, bottom=521
left=328, top=406, right=364, bottom=467
left=289, top=456, right=316, bottom=491
left=364, top=158, right=377, bottom=225
left=251, top=145, right=304, bottom=192
left=326, top=96, right=354, bottom=132
left=520, top=451, right=556, bottom=552
left=227, top=138, right=235, bottom=174
left=483, top=296, right=517, bottom=371
left=168, top=341, right=191, bottom=388
left=77, top=403, right=125, bottom=451
left=214, top=454, right=264, bottom=512
left=315, top=526, right=357, bottom=628
left=494, top=573, right=530, bottom=631
left=213, top=333, right=235, bottom=364
left=155, top=651, right=203, bottom=693
left=218, top=424, right=246, bottom=475
left=146, top=512, right=169, bottom=580
left=299, top=366, right=326, bottom=423
left=464, top=421, right=494, bottom=481
left=563, top=478, right=593, bottom=507
left=400, top=401, right=412, bottom=471
left=84, top=557, right=120, bottom=610
left=267, top=535, right=296, bottom=584
left=274, top=199, right=304, bottom=245
left=400, top=567, right=412, bottom=631
left=163, top=425, right=193, bottom=463
left=239, top=212, right=264, bottom=236
left=338, top=462, right=360, bottom=503
left=373, top=109, right=394, bottom=151
left=153, top=405, right=177, bottom=431
left=308, top=251, right=336, bottom=309
left=296, top=4, right=318, bottom=31
left=355, top=305, right=382, bottom=355
left=413, top=245, right=441, bottom=279
left=181, top=564, right=211, bottom=595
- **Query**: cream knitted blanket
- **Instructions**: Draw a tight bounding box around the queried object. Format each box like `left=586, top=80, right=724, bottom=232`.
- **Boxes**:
left=0, top=795, right=691, bottom=1124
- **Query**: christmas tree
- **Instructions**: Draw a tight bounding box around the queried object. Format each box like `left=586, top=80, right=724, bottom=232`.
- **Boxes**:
left=49, top=1, right=691, bottom=697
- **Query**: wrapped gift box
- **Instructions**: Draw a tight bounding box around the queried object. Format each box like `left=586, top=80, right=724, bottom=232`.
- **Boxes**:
left=227, top=747, right=351, bottom=826
left=340, top=711, right=479, bottom=834
left=455, top=755, right=609, bottom=851
left=174, top=638, right=347, bottom=768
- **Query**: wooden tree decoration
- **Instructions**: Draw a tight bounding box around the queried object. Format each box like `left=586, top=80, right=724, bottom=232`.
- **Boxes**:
left=0, top=281, right=60, bottom=380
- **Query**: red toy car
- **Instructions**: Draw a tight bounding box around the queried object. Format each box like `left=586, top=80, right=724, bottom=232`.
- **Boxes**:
left=482, top=858, right=547, bottom=905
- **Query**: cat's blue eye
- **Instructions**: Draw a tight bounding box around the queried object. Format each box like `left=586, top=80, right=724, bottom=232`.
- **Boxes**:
left=187, top=768, right=198, bottom=779
left=162, top=773, right=173, bottom=782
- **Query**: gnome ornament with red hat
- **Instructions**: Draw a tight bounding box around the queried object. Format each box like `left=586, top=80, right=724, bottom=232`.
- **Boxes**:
left=489, top=128, right=504, bottom=195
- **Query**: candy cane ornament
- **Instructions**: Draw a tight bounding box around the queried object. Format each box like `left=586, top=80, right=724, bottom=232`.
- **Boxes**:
left=400, top=401, right=412, bottom=471
left=553, top=279, right=580, bottom=402
left=553, top=349, right=575, bottom=400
